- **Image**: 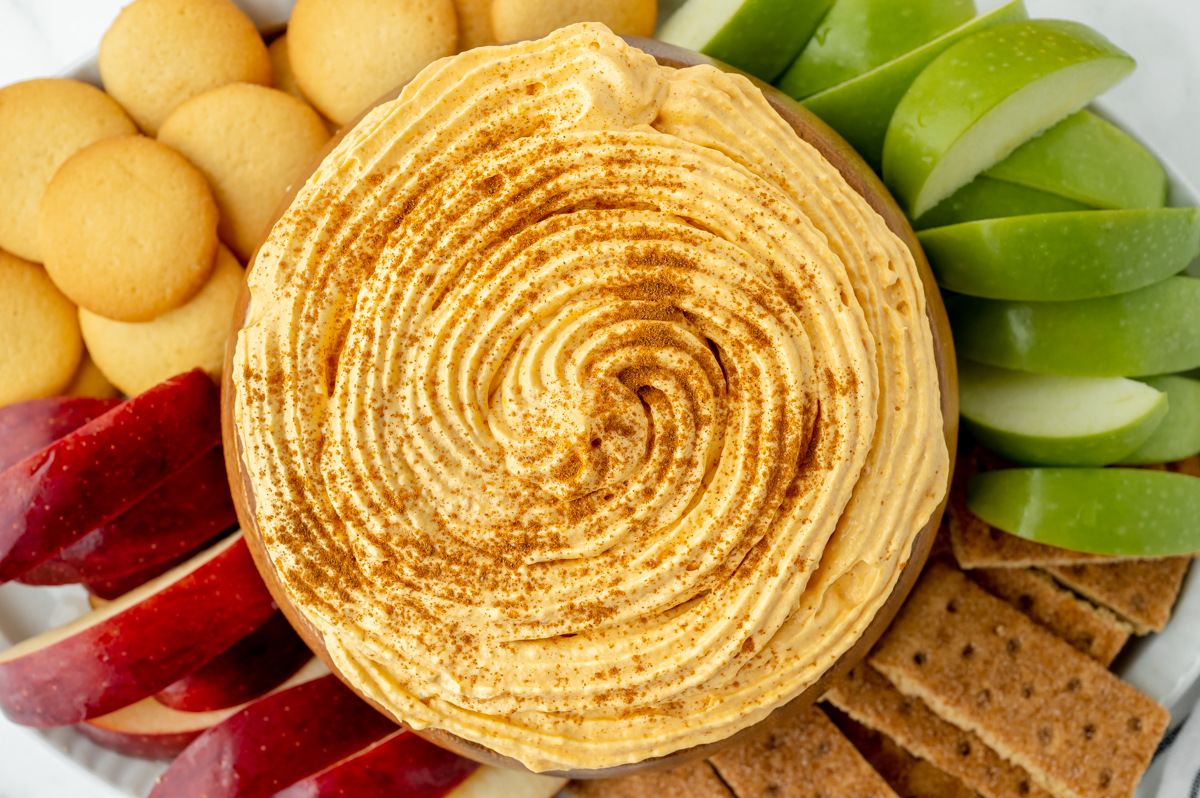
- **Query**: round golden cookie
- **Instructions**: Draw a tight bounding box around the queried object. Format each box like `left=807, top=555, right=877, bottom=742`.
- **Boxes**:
left=158, top=83, right=330, bottom=261
left=454, top=0, right=496, bottom=50
left=99, top=0, right=271, bottom=135
left=80, top=244, right=243, bottom=396
left=0, top=79, right=137, bottom=263
left=268, top=34, right=305, bottom=101
left=491, top=0, right=656, bottom=41
left=0, top=249, right=83, bottom=406
left=40, top=135, right=219, bottom=323
left=64, top=351, right=121, bottom=399
left=269, top=35, right=340, bottom=135
left=288, top=0, right=458, bottom=125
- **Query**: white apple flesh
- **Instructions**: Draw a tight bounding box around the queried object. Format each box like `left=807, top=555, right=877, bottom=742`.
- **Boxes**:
left=450, top=767, right=569, bottom=798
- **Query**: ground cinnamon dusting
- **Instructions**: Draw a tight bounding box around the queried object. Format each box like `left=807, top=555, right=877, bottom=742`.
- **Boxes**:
left=232, top=23, right=946, bottom=773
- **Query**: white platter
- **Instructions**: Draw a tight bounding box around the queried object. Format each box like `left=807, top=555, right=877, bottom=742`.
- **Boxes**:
left=1, top=2, right=1198, bottom=795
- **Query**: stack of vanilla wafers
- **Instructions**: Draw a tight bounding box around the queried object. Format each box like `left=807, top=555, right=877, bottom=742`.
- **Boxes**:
left=563, top=446, right=1197, bottom=798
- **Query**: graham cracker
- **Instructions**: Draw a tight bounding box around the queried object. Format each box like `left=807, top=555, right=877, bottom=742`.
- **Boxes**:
left=969, top=567, right=1132, bottom=665
left=870, top=563, right=1168, bottom=798
left=708, top=704, right=898, bottom=798
left=1044, top=557, right=1192, bottom=635
left=564, top=760, right=733, bottom=798
left=823, top=664, right=1049, bottom=798
left=948, top=448, right=1123, bottom=569
left=826, top=704, right=981, bottom=798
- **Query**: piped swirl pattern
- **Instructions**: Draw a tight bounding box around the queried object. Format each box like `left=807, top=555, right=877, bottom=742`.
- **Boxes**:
left=234, top=24, right=947, bottom=772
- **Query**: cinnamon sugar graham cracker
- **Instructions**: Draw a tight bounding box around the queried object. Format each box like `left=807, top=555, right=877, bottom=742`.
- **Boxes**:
left=824, top=664, right=1050, bottom=798
left=969, top=567, right=1132, bottom=665
left=708, top=704, right=898, bottom=798
left=870, top=563, right=1168, bottom=798
left=827, top=705, right=980, bottom=798
left=565, top=760, right=733, bottom=798
left=1044, top=557, right=1191, bottom=635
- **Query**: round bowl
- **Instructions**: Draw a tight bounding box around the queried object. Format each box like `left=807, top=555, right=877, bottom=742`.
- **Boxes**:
left=220, top=36, right=959, bottom=780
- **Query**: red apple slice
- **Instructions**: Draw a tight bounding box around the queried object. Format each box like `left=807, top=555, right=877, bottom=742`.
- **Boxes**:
left=272, top=729, right=478, bottom=798
left=0, top=533, right=276, bottom=726
left=79, top=659, right=328, bottom=760
left=0, top=397, right=120, bottom=474
left=149, top=674, right=399, bottom=798
left=156, top=611, right=312, bottom=712
left=83, top=538, right=215, bottom=600
left=18, top=447, right=236, bottom=586
left=0, top=369, right=221, bottom=582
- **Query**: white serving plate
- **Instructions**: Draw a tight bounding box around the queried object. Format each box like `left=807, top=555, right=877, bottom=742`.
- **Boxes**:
left=1, top=3, right=1197, bottom=795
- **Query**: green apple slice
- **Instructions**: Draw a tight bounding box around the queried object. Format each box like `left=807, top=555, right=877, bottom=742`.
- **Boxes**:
left=984, top=111, right=1167, bottom=210
left=947, top=276, right=1200, bottom=377
left=883, top=20, right=1135, bottom=219
left=776, top=0, right=976, bottom=100
left=1120, top=376, right=1200, bottom=464
left=913, top=176, right=1089, bottom=230
left=958, top=360, right=1166, bottom=466
left=967, top=468, right=1200, bottom=556
left=800, top=0, right=1027, bottom=170
left=919, top=208, right=1200, bottom=300
left=657, top=0, right=836, bottom=82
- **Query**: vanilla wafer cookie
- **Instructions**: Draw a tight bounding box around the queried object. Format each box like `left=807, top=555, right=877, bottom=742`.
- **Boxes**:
left=491, top=0, right=656, bottom=42
left=1044, top=557, right=1191, bottom=635
left=970, top=568, right=1132, bottom=665
left=870, top=563, right=1168, bottom=798
left=287, top=0, right=458, bottom=125
left=39, top=135, right=218, bottom=322
left=564, top=760, right=733, bottom=798
left=99, top=0, right=271, bottom=135
left=64, top=351, right=119, bottom=399
left=0, top=249, right=83, bottom=405
left=0, top=78, right=137, bottom=263
left=268, top=34, right=304, bottom=101
left=80, top=244, right=242, bottom=395
left=824, top=664, right=1049, bottom=798
left=454, top=0, right=495, bottom=49
left=708, top=704, right=898, bottom=798
left=158, top=83, right=329, bottom=261
left=826, top=705, right=979, bottom=798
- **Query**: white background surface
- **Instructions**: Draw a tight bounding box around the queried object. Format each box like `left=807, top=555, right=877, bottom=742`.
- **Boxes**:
left=0, top=1, right=1197, bottom=796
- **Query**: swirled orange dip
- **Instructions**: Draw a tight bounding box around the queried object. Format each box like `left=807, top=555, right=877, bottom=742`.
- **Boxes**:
left=233, top=23, right=947, bottom=772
